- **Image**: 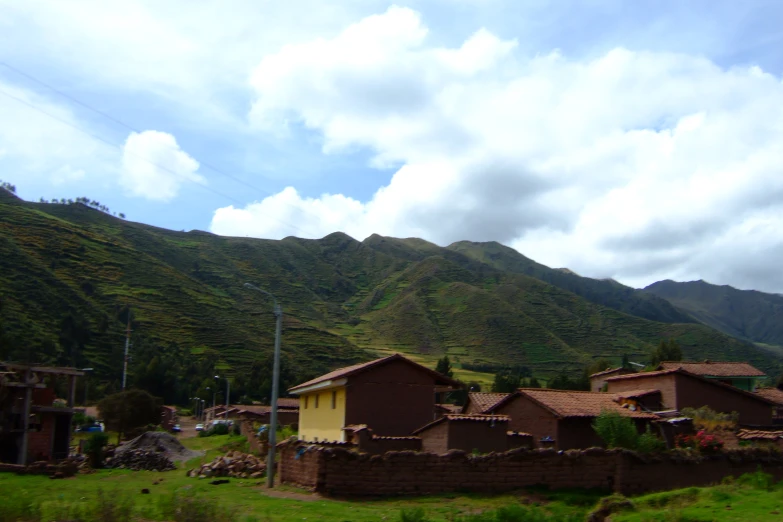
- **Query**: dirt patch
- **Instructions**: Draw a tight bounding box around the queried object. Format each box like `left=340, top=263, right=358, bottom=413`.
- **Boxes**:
left=115, top=432, right=203, bottom=461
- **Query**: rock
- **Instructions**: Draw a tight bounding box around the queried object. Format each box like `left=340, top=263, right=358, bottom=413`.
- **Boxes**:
left=250, top=471, right=264, bottom=479
left=141, top=489, right=150, bottom=494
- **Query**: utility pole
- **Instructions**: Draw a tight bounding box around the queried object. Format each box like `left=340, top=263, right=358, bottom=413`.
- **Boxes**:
left=225, top=377, right=231, bottom=421
left=243, top=282, right=283, bottom=488
left=121, top=312, right=132, bottom=391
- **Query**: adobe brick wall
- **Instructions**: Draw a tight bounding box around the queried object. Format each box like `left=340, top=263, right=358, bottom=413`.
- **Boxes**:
left=278, top=440, right=783, bottom=498
left=420, top=422, right=448, bottom=454
left=494, top=395, right=558, bottom=443
left=27, top=414, right=55, bottom=462
left=446, top=420, right=508, bottom=454
left=607, top=374, right=678, bottom=410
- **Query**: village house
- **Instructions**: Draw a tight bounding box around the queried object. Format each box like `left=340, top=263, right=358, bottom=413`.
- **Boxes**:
left=463, top=392, right=511, bottom=414
left=657, top=361, right=766, bottom=391
left=412, top=414, right=519, bottom=454
left=289, top=354, right=461, bottom=442
left=589, top=367, right=636, bottom=392
left=754, top=387, right=783, bottom=424
left=464, top=388, right=659, bottom=450
left=605, top=368, right=775, bottom=425
left=0, top=362, right=84, bottom=465
left=205, top=399, right=300, bottom=427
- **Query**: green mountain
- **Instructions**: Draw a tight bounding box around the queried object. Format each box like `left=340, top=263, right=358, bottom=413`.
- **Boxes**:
left=1, top=190, right=781, bottom=402
left=644, top=279, right=783, bottom=348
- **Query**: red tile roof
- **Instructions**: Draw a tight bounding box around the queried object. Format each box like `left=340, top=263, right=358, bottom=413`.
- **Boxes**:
left=737, top=429, right=783, bottom=441
left=466, top=392, right=511, bottom=413
left=276, top=398, right=300, bottom=409
left=435, top=403, right=463, bottom=414
left=412, top=414, right=510, bottom=434
left=755, top=387, right=783, bottom=405
left=658, top=361, right=766, bottom=377
left=604, top=369, right=680, bottom=382
left=517, top=388, right=659, bottom=419
left=289, top=354, right=461, bottom=393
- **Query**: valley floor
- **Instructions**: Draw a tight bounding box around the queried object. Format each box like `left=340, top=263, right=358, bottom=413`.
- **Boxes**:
left=2, top=433, right=783, bottom=521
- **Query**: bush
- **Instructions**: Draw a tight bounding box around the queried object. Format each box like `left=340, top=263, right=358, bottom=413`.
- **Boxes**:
left=399, top=507, right=429, bottom=522
left=737, top=468, right=775, bottom=491
left=84, top=432, right=109, bottom=468
left=674, top=430, right=724, bottom=454
left=637, top=426, right=667, bottom=454
left=592, top=410, right=641, bottom=450
left=680, top=406, right=738, bottom=431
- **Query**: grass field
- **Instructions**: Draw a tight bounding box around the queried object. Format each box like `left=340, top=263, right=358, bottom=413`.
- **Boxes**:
left=4, top=434, right=783, bottom=521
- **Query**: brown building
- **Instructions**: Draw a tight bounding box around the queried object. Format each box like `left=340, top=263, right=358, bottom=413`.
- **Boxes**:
left=479, top=388, right=658, bottom=450
left=755, top=387, right=783, bottom=424
left=0, top=362, right=84, bottom=465
left=589, top=367, right=635, bottom=392
left=289, top=354, right=461, bottom=442
left=657, top=361, right=765, bottom=392
left=463, top=392, right=511, bottom=414
left=413, top=414, right=510, bottom=454
left=605, top=369, right=775, bottom=425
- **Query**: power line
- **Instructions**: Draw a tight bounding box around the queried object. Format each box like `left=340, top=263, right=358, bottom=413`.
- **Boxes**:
left=0, top=81, right=319, bottom=238
left=0, top=61, right=328, bottom=235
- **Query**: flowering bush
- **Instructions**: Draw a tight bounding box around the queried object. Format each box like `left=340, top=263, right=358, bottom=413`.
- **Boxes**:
left=675, top=430, right=724, bottom=454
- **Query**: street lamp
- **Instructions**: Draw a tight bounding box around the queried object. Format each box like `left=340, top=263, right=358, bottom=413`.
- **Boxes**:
left=216, top=376, right=230, bottom=421
left=244, top=282, right=283, bottom=488
left=80, top=368, right=94, bottom=406
left=190, top=397, right=200, bottom=420
left=200, top=399, right=205, bottom=421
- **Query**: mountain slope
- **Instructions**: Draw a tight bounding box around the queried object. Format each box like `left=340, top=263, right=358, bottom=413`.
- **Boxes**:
left=644, top=279, right=783, bottom=347
left=1, top=193, right=781, bottom=391
left=447, top=240, right=697, bottom=324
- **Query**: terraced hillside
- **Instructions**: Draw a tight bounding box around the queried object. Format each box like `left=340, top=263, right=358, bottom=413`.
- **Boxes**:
left=645, top=279, right=783, bottom=348
left=1, top=190, right=781, bottom=395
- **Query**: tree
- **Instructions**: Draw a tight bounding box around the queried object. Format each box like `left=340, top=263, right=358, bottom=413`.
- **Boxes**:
left=586, top=359, right=613, bottom=376
left=435, top=355, right=454, bottom=378
left=119, top=213, right=126, bottom=219
left=492, top=371, right=521, bottom=393
left=527, top=377, right=541, bottom=388
left=0, top=180, right=16, bottom=193
left=98, top=389, right=162, bottom=443
left=621, top=354, right=630, bottom=369
left=547, top=370, right=590, bottom=391
left=650, top=339, right=683, bottom=367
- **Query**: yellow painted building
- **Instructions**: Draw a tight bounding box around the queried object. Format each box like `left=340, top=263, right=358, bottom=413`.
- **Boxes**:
left=297, top=386, right=347, bottom=442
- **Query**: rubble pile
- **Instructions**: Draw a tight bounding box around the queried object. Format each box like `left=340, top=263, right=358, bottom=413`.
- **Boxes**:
left=187, top=451, right=266, bottom=479
left=106, top=449, right=176, bottom=471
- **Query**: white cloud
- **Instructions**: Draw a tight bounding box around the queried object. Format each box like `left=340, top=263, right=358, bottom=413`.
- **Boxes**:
left=120, top=131, right=204, bottom=202
left=212, top=6, right=783, bottom=292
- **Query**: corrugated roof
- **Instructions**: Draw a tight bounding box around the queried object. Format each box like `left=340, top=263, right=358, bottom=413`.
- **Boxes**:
left=466, top=392, right=511, bottom=413
left=589, top=367, right=633, bottom=379
left=517, top=388, right=659, bottom=419
left=612, top=389, right=661, bottom=400
left=412, top=414, right=510, bottom=434
left=659, top=361, right=766, bottom=377
left=755, top=387, right=783, bottom=405
left=289, top=354, right=461, bottom=393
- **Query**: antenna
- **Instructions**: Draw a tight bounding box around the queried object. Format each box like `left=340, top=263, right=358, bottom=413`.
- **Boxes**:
left=121, top=310, right=133, bottom=390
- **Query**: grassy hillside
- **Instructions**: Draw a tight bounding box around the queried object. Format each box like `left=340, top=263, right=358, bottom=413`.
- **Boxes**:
left=1, top=191, right=781, bottom=397
left=644, top=279, right=783, bottom=348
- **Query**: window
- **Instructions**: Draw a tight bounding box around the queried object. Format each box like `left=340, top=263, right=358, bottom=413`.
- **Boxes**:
left=315, top=394, right=319, bottom=408
left=304, top=396, right=308, bottom=409
left=331, top=391, right=337, bottom=409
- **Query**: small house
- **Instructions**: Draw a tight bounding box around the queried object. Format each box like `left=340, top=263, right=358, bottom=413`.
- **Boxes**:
left=657, top=361, right=765, bottom=391
left=463, top=392, right=511, bottom=414
left=289, top=354, right=461, bottom=442
left=606, top=368, right=774, bottom=425
left=0, top=362, right=85, bottom=465
left=754, top=387, right=783, bottom=424
left=589, top=367, right=635, bottom=392
left=412, top=414, right=510, bottom=454
left=477, top=388, right=659, bottom=450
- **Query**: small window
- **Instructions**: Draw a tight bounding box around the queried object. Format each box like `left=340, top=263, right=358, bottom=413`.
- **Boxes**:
left=315, top=394, right=319, bottom=408
left=331, top=391, right=337, bottom=409
left=304, top=396, right=308, bottom=409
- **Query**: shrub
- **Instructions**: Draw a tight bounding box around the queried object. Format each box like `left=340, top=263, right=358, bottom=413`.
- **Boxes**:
left=637, top=426, right=667, bottom=454
left=737, top=468, right=775, bottom=491
left=680, top=406, right=738, bottom=431
left=592, top=410, right=640, bottom=450
left=399, top=508, right=429, bottom=522
left=674, top=431, right=723, bottom=454
left=84, top=432, right=109, bottom=468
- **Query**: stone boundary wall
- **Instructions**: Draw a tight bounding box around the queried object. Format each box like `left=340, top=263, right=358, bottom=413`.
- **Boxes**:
left=0, top=460, right=78, bottom=477
left=277, top=441, right=783, bottom=497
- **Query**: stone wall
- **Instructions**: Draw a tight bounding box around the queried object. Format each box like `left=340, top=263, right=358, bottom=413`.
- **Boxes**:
left=277, top=441, right=783, bottom=497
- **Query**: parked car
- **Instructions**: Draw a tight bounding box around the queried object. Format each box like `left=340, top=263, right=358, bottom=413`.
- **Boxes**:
left=171, top=424, right=181, bottom=433
left=195, top=423, right=204, bottom=431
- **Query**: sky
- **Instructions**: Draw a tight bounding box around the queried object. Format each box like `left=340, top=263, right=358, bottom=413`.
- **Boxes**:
left=1, top=0, right=783, bottom=293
